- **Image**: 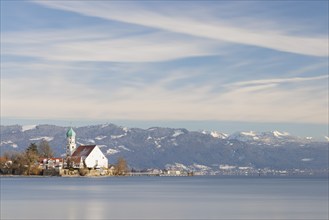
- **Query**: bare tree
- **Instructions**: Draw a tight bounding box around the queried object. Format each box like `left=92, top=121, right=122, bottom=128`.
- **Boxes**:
left=38, top=140, right=54, bottom=158
left=10, top=152, right=27, bottom=175
left=114, top=157, right=128, bottom=176
left=0, top=152, right=11, bottom=174
left=0, top=151, right=22, bottom=174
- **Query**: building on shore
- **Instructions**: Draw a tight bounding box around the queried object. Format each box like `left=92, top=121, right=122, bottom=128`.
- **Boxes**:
left=39, top=158, right=63, bottom=170
left=65, top=127, right=108, bottom=169
left=69, top=145, right=108, bottom=169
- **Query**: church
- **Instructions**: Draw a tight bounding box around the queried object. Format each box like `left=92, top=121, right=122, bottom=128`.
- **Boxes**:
left=66, top=128, right=108, bottom=169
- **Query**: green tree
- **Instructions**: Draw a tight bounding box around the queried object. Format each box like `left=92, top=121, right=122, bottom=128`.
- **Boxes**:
left=26, top=143, right=38, bottom=154
left=25, top=143, right=39, bottom=175
left=38, top=140, right=54, bottom=158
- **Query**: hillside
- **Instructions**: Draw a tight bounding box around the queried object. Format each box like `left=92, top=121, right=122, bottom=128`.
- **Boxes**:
left=1, top=124, right=328, bottom=172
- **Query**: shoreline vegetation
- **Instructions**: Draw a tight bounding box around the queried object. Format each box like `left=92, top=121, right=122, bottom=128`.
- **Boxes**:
left=0, top=141, right=130, bottom=177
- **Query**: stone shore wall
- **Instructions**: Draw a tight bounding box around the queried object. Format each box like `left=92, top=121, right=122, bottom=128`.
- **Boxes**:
left=58, top=168, right=113, bottom=177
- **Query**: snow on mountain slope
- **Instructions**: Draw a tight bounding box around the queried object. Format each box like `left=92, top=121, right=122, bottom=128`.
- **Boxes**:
left=273, top=130, right=290, bottom=137
left=191, top=163, right=211, bottom=170
left=241, top=131, right=257, bottom=136
left=172, top=130, right=184, bottom=137
left=165, top=163, right=188, bottom=171
left=210, top=131, right=228, bottom=139
left=30, top=136, right=54, bottom=142
left=228, top=130, right=304, bottom=144
left=87, top=139, right=95, bottom=144
left=106, top=149, right=120, bottom=155
left=201, top=130, right=228, bottom=139
left=101, top=124, right=110, bottom=128
left=117, top=145, right=132, bottom=152
left=97, top=145, right=107, bottom=148
left=1, top=124, right=327, bottom=171
left=1, top=140, right=14, bottom=145
left=0, top=140, right=18, bottom=148
left=301, top=158, right=313, bottom=162
left=111, top=134, right=126, bottom=139
left=122, top=127, right=130, bottom=133
left=95, top=135, right=107, bottom=140
left=229, top=131, right=258, bottom=142
left=21, top=125, right=37, bottom=132
left=154, top=140, right=162, bottom=148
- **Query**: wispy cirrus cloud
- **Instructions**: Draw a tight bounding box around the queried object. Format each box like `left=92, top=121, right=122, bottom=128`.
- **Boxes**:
left=1, top=0, right=328, bottom=132
left=228, top=75, right=328, bottom=87
left=33, top=1, right=328, bottom=57
left=2, top=29, right=223, bottom=62
left=2, top=63, right=327, bottom=124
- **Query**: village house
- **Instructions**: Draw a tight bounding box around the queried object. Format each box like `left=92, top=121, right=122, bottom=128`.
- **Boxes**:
left=163, top=169, right=182, bottom=176
left=39, top=158, right=63, bottom=170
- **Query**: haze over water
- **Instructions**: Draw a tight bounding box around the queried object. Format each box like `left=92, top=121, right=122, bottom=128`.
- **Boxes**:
left=1, top=176, right=328, bottom=220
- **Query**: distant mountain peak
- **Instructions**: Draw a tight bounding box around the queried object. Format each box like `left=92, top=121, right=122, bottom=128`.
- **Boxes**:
left=272, top=130, right=290, bottom=137
left=227, top=130, right=304, bottom=144
left=240, top=131, right=257, bottom=136
left=0, top=124, right=327, bottom=171
left=21, top=125, right=37, bottom=132
left=201, top=130, right=228, bottom=139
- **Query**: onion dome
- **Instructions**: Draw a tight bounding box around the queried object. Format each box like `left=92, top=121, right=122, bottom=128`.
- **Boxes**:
left=66, top=127, right=76, bottom=137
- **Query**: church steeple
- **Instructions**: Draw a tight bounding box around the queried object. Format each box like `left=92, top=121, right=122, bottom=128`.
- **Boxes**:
left=66, top=127, right=76, bottom=157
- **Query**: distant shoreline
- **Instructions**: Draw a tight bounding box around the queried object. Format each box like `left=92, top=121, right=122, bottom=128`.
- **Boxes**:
left=1, top=174, right=328, bottom=178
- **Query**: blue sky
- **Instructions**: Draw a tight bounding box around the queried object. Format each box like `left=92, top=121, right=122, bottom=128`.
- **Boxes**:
left=1, top=1, right=328, bottom=138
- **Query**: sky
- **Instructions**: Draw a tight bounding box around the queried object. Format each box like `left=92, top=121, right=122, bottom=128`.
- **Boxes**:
left=1, top=0, right=328, bottom=138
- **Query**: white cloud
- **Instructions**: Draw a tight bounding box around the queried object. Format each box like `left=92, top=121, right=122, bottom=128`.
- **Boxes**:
left=2, top=29, right=223, bottom=62
left=1, top=1, right=328, bottom=126
left=2, top=71, right=327, bottom=124
left=33, top=1, right=328, bottom=57
left=229, top=75, right=328, bottom=87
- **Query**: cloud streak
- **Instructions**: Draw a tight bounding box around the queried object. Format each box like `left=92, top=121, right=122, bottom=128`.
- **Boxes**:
left=1, top=1, right=328, bottom=128
left=229, top=75, right=328, bottom=87
left=2, top=67, right=327, bottom=124
left=34, top=1, right=328, bottom=57
left=2, top=30, right=223, bottom=62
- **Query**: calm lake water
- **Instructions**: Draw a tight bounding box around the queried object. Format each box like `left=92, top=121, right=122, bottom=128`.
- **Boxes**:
left=1, top=176, right=328, bottom=220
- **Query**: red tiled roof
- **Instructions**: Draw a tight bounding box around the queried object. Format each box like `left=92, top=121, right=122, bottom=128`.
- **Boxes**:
left=71, top=156, right=82, bottom=164
left=71, top=145, right=96, bottom=157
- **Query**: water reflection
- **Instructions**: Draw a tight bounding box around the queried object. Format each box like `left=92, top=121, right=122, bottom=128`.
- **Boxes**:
left=66, top=200, right=104, bottom=220
left=1, top=176, right=328, bottom=219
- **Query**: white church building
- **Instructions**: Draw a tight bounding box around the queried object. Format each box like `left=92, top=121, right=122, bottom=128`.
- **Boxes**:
left=66, top=128, right=108, bottom=169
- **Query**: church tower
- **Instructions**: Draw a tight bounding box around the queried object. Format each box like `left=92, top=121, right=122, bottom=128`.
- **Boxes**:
left=66, top=127, right=76, bottom=157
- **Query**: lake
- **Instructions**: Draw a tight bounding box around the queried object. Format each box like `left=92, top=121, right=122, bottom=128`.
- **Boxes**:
left=1, top=176, right=328, bottom=219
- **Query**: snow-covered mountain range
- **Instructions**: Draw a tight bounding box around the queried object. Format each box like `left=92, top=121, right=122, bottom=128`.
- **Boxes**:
left=1, top=124, right=328, bottom=171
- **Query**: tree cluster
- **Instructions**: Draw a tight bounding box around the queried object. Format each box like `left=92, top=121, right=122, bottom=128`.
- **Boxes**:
left=0, top=140, right=54, bottom=175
